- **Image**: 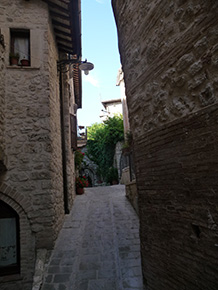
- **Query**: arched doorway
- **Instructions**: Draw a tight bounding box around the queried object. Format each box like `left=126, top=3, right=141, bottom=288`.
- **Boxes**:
left=0, top=201, right=20, bottom=276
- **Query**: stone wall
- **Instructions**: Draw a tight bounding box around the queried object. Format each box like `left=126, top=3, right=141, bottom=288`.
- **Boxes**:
left=0, top=34, right=5, bottom=171
left=43, top=18, right=65, bottom=247
left=0, top=0, right=71, bottom=288
left=61, top=67, right=76, bottom=210
left=113, top=141, right=123, bottom=179
left=125, top=180, right=138, bottom=215
left=112, top=1, right=218, bottom=289
left=0, top=0, right=59, bottom=249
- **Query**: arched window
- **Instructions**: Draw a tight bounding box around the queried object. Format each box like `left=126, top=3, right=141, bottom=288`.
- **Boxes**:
left=0, top=201, right=20, bottom=276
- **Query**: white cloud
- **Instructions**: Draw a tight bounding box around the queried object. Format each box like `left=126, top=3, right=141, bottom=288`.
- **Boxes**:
left=95, top=0, right=105, bottom=3
left=84, top=74, right=100, bottom=87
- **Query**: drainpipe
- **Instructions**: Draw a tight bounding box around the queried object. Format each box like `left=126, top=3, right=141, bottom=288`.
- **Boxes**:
left=59, top=66, right=69, bottom=214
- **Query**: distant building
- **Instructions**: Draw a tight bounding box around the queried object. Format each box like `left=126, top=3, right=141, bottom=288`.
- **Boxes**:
left=100, top=98, right=122, bottom=121
left=116, top=67, right=130, bottom=136
left=77, top=125, right=88, bottom=148
left=116, top=68, right=137, bottom=213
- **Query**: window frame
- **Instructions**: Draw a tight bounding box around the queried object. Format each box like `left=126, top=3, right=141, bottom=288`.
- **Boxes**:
left=10, top=28, right=30, bottom=66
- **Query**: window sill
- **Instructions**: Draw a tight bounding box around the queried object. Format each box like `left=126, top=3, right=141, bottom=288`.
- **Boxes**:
left=7, top=65, right=40, bottom=70
left=0, top=274, right=23, bottom=282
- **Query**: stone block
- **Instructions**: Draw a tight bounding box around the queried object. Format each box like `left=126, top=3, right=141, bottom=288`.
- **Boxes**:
left=176, top=53, right=194, bottom=72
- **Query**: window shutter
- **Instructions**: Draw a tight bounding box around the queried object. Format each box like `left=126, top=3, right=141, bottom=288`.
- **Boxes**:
left=70, top=114, right=77, bottom=150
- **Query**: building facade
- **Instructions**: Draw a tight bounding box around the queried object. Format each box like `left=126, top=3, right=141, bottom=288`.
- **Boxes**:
left=116, top=67, right=130, bottom=135
left=113, top=1, right=218, bottom=289
left=100, top=98, right=123, bottom=121
left=116, top=67, right=138, bottom=213
left=0, top=1, right=81, bottom=289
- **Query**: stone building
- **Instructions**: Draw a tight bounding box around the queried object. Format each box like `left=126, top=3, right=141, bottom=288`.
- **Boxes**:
left=100, top=98, right=122, bottom=121
left=116, top=67, right=130, bottom=135
left=112, top=1, right=218, bottom=289
left=116, top=67, right=138, bottom=214
left=0, top=0, right=81, bottom=289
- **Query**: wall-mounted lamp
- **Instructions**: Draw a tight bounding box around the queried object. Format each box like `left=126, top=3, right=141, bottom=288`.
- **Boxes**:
left=101, top=109, right=110, bottom=114
left=58, top=58, right=94, bottom=75
left=79, top=59, right=94, bottom=75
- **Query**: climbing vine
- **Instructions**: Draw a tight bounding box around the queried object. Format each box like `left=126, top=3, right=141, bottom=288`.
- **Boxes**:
left=86, top=115, right=124, bottom=181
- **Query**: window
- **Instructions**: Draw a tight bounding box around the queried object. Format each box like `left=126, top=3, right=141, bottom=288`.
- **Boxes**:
left=70, top=114, right=77, bottom=150
left=0, top=201, right=20, bottom=276
left=10, top=29, right=30, bottom=66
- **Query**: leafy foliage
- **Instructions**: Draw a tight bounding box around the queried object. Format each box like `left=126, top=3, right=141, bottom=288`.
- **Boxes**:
left=106, top=167, right=119, bottom=184
left=74, top=149, right=85, bottom=170
left=86, top=115, right=124, bottom=181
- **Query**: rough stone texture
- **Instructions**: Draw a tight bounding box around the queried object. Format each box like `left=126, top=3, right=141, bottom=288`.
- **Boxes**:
left=113, top=0, right=218, bottom=135
left=112, top=1, right=218, bottom=289
left=0, top=33, right=6, bottom=170
left=32, top=249, right=47, bottom=290
left=125, top=180, right=139, bottom=215
left=114, top=141, right=123, bottom=179
left=0, top=0, right=77, bottom=289
left=61, top=67, right=76, bottom=210
left=81, top=147, right=99, bottom=187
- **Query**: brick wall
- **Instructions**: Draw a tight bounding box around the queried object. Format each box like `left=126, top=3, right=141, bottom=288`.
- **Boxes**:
left=137, top=105, right=218, bottom=289
left=112, top=1, right=218, bottom=289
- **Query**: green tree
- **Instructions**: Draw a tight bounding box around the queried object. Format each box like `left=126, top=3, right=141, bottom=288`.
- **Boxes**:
left=87, top=115, right=124, bottom=181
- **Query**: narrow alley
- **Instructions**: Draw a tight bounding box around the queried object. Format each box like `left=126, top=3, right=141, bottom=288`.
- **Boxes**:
left=41, top=185, right=144, bottom=290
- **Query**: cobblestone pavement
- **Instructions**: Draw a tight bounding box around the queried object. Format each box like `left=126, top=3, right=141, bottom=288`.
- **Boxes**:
left=41, top=185, right=144, bottom=290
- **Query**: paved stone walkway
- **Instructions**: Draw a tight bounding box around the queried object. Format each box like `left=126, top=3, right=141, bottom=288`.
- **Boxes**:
left=41, top=185, right=144, bottom=290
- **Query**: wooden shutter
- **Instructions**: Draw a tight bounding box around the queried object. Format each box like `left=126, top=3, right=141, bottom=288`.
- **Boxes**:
left=70, top=114, right=77, bottom=150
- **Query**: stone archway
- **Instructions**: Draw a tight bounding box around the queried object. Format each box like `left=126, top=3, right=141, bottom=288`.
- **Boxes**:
left=0, top=201, right=20, bottom=276
left=0, top=183, right=35, bottom=290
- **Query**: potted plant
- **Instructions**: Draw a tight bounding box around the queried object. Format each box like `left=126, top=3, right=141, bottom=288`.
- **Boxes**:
left=75, top=176, right=88, bottom=194
left=20, top=57, right=30, bottom=66
left=9, top=52, right=19, bottom=66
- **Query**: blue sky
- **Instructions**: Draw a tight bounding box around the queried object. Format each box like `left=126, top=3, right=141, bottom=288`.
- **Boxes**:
left=77, top=0, right=121, bottom=126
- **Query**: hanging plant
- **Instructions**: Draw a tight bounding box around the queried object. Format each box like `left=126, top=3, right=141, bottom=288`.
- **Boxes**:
left=75, top=150, right=85, bottom=170
left=9, top=52, right=19, bottom=65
